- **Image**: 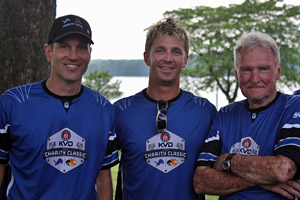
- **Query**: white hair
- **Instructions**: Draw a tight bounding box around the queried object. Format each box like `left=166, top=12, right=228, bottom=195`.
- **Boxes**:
left=234, top=31, right=280, bottom=69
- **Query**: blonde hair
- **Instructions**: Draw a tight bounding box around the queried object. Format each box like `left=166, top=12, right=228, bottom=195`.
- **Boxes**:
left=145, top=18, right=189, bottom=56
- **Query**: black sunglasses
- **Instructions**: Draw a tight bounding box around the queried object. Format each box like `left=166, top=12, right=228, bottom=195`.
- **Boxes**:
left=156, top=100, right=168, bottom=132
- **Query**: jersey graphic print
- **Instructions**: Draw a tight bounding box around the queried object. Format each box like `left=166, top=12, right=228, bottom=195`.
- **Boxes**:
left=230, top=136, right=259, bottom=155
left=43, top=128, right=88, bottom=173
left=143, top=130, right=188, bottom=173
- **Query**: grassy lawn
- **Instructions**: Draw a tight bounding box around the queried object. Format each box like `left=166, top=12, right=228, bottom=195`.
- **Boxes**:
left=111, top=164, right=218, bottom=200
left=206, top=195, right=219, bottom=200
left=111, top=164, right=118, bottom=193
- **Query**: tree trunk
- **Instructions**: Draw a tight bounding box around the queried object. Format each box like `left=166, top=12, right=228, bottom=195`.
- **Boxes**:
left=0, top=0, right=56, bottom=94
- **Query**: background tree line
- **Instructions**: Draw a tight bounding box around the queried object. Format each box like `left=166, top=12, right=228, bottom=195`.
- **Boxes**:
left=1, top=0, right=299, bottom=100
left=165, top=0, right=300, bottom=102
left=0, top=1, right=299, bottom=200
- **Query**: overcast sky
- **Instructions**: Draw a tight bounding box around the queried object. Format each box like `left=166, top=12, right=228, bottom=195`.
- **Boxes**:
left=56, top=0, right=300, bottom=60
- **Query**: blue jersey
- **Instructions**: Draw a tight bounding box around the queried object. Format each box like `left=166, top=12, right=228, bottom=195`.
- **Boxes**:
left=114, top=89, right=217, bottom=200
left=197, top=92, right=300, bottom=200
left=0, top=80, right=119, bottom=200
left=293, top=90, right=300, bottom=95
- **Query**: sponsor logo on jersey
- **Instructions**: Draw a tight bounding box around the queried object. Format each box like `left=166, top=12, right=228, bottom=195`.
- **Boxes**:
left=143, top=130, right=187, bottom=173
left=155, top=159, right=164, bottom=166
left=230, top=136, right=259, bottom=155
left=167, top=159, right=178, bottom=166
left=66, top=158, right=77, bottom=166
left=242, top=138, right=251, bottom=148
left=161, top=132, right=170, bottom=142
left=61, top=130, right=71, bottom=140
left=54, top=158, right=63, bottom=166
left=43, top=128, right=87, bottom=173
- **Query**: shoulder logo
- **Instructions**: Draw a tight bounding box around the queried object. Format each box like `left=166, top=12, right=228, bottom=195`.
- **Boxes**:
left=293, top=112, right=300, bottom=118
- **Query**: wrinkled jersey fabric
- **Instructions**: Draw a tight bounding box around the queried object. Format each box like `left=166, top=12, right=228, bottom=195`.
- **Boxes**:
left=114, top=89, right=216, bottom=200
left=197, top=92, right=300, bottom=200
left=0, top=80, right=118, bottom=200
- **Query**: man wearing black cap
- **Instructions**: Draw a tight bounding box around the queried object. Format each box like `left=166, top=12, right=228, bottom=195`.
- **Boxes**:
left=0, top=14, right=118, bottom=200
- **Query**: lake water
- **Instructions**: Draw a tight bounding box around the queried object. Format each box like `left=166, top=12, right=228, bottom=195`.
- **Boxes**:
left=111, top=76, right=296, bottom=109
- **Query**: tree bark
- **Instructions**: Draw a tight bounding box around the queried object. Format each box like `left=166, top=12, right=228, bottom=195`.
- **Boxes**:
left=0, top=0, right=56, bottom=94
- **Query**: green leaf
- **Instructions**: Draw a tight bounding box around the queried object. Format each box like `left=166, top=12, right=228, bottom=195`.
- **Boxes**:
left=165, top=0, right=300, bottom=103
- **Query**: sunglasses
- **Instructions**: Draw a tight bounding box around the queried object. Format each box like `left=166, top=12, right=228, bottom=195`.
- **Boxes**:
left=156, top=100, right=168, bottom=132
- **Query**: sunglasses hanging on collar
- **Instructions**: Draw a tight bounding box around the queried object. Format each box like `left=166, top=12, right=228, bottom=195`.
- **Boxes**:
left=156, top=100, right=168, bottom=133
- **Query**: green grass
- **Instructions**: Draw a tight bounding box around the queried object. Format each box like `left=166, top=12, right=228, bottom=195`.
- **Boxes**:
left=111, top=163, right=218, bottom=200
left=111, top=163, right=118, bottom=193
left=206, top=195, right=219, bottom=200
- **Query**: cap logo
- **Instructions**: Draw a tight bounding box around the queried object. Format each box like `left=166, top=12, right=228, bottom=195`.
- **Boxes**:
left=48, top=15, right=94, bottom=44
left=62, top=18, right=71, bottom=24
left=75, top=18, right=82, bottom=24
left=62, top=17, right=83, bottom=29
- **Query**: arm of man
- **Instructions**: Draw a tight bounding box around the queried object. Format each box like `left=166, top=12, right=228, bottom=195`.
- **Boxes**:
left=261, top=179, right=300, bottom=199
left=213, top=153, right=300, bottom=199
left=214, top=154, right=297, bottom=185
left=194, top=161, right=300, bottom=199
left=193, top=165, right=255, bottom=195
left=96, top=169, right=113, bottom=200
left=0, top=164, right=6, bottom=188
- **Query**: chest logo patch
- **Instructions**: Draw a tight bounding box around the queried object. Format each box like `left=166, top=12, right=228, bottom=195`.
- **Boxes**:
left=43, top=128, right=88, bottom=173
left=143, top=130, right=188, bottom=173
left=230, top=136, right=259, bottom=155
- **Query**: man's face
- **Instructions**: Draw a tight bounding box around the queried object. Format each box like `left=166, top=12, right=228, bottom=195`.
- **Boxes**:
left=144, top=35, right=188, bottom=87
left=235, top=46, right=281, bottom=109
left=45, top=35, right=91, bottom=86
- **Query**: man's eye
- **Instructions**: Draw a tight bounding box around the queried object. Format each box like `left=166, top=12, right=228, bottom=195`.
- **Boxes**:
left=60, top=45, right=68, bottom=49
left=173, top=50, right=182, bottom=55
left=78, top=46, right=87, bottom=50
left=241, top=68, right=251, bottom=72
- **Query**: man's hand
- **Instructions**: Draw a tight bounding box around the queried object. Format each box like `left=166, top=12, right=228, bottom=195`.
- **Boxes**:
left=213, top=153, right=229, bottom=171
left=261, top=179, right=300, bottom=200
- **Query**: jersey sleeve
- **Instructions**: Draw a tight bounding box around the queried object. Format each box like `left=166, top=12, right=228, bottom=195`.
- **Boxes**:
left=0, top=96, right=11, bottom=165
left=196, top=113, right=222, bottom=167
left=274, top=97, right=300, bottom=176
left=101, top=128, right=119, bottom=170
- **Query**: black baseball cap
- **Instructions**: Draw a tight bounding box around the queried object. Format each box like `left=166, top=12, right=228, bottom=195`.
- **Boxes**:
left=47, top=14, right=94, bottom=44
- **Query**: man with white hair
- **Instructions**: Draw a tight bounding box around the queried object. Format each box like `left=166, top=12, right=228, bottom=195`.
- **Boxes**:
left=194, top=31, right=300, bottom=199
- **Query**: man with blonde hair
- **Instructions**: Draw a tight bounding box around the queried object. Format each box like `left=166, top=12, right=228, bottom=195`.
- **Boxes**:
left=114, top=18, right=216, bottom=200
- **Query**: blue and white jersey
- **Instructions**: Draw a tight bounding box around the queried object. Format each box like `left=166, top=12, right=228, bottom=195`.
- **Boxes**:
left=293, top=90, right=300, bottom=95
left=197, top=92, right=300, bottom=200
left=114, top=89, right=217, bottom=200
left=0, top=80, right=119, bottom=200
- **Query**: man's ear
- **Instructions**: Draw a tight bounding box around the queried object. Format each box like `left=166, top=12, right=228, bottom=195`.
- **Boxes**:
left=44, top=43, right=52, bottom=62
left=235, top=68, right=239, bottom=82
left=143, top=52, right=150, bottom=67
left=276, top=64, right=281, bottom=80
left=183, top=55, right=189, bottom=69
